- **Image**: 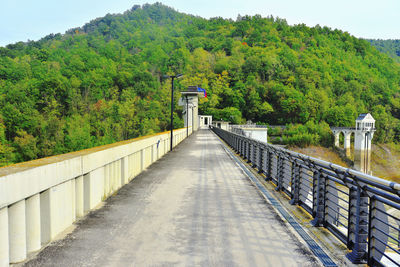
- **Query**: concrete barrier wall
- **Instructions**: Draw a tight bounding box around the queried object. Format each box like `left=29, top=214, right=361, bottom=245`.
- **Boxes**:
left=0, top=127, right=192, bottom=266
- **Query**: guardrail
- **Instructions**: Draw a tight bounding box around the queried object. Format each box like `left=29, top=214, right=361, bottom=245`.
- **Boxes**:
left=211, top=126, right=400, bottom=266
left=230, top=124, right=269, bottom=129
left=0, top=127, right=192, bottom=267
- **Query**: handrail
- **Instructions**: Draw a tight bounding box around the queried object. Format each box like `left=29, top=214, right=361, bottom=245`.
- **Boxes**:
left=211, top=126, right=400, bottom=266
left=230, top=124, right=269, bottom=129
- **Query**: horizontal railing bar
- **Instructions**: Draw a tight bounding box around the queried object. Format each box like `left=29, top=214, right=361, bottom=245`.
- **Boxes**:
left=327, top=185, right=349, bottom=196
left=372, top=226, right=396, bottom=240
left=377, top=249, right=400, bottom=267
left=326, top=202, right=349, bottom=213
left=374, top=209, right=400, bottom=223
left=326, top=213, right=347, bottom=228
left=299, top=188, right=312, bottom=195
left=373, top=237, right=400, bottom=255
left=373, top=194, right=400, bottom=210
left=372, top=217, right=399, bottom=232
left=327, top=191, right=349, bottom=204
left=299, top=186, right=312, bottom=193
left=326, top=206, right=348, bottom=219
left=373, top=206, right=400, bottom=222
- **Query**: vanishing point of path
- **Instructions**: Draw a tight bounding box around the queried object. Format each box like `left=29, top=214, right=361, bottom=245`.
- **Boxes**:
left=25, top=129, right=321, bottom=267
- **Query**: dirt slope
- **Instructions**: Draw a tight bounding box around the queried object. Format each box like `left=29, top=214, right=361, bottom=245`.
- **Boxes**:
left=290, top=145, right=400, bottom=183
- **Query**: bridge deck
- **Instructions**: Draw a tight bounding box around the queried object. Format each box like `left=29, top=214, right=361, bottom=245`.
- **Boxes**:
left=25, top=130, right=320, bottom=266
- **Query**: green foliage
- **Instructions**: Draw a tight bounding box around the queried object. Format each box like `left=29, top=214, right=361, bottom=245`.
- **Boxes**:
left=0, top=3, right=400, bottom=165
left=0, top=116, right=14, bottom=166
left=13, top=130, right=39, bottom=162
left=367, top=39, right=400, bottom=63
left=282, top=121, right=333, bottom=148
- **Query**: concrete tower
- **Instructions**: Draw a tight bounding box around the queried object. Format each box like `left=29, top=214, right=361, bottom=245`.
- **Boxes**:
left=180, top=86, right=204, bottom=132
left=354, top=113, right=376, bottom=174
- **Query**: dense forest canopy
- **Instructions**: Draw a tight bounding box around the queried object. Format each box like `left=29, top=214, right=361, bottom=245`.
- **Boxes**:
left=367, top=39, right=400, bottom=63
left=1, top=3, right=400, bottom=166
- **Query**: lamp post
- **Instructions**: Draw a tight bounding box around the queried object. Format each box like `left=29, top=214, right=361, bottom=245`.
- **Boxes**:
left=163, top=74, right=183, bottom=151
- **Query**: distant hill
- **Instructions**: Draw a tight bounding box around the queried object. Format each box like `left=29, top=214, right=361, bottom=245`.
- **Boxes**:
left=366, top=39, right=400, bottom=63
left=1, top=3, right=400, bottom=166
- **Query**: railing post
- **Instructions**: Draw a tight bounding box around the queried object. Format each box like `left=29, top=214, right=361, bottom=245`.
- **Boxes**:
left=265, top=149, right=272, bottom=181
left=248, top=141, right=253, bottom=163
left=247, top=141, right=251, bottom=163
left=290, top=161, right=301, bottom=205
left=240, top=139, right=243, bottom=157
left=367, top=196, right=376, bottom=266
left=311, top=170, right=326, bottom=226
left=241, top=139, right=244, bottom=157
left=252, top=142, right=257, bottom=167
left=275, top=154, right=283, bottom=191
left=258, top=146, right=264, bottom=174
left=242, top=138, right=247, bottom=159
left=346, top=186, right=368, bottom=264
left=234, top=136, right=238, bottom=152
left=245, top=140, right=250, bottom=160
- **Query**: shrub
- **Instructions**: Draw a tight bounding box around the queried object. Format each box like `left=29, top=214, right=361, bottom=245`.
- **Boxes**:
left=282, top=121, right=333, bottom=147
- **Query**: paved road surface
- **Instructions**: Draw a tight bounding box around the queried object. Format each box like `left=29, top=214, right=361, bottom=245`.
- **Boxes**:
left=25, top=129, right=320, bottom=267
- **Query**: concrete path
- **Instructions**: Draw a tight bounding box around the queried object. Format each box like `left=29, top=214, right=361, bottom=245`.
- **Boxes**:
left=24, top=130, right=320, bottom=267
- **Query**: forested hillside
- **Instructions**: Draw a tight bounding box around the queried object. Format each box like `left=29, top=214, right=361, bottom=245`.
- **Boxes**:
left=1, top=3, right=400, bottom=166
left=367, top=39, right=400, bottom=63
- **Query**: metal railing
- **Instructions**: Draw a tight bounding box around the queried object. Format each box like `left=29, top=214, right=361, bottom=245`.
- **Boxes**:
left=211, top=126, right=400, bottom=266
left=230, top=124, right=270, bottom=129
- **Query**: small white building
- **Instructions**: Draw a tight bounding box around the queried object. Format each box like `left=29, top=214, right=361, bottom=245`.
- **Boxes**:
left=213, top=121, right=230, bottom=131
left=355, top=113, right=375, bottom=131
left=199, top=115, right=212, bottom=128
left=231, top=125, right=268, bottom=143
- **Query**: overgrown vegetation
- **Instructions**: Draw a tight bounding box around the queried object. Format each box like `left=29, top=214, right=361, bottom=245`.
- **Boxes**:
left=282, top=122, right=332, bottom=148
left=1, top=3, right=400, bottom=166
left=367, top=39, right=400, bottom=63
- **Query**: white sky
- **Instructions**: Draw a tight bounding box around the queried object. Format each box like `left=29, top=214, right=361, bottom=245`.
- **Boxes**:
left=0, top=0, right=399, bottom=47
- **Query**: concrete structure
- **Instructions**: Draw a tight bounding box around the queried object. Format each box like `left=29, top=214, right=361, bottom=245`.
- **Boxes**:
left=354, top=113, right=376, bottom=174
left=231, top=124, right=268, bottom=143
left=213, top=121, right=230, bottom=131
left=199, top=115, right=212, bottom=129
left=180, top=86, right=204, bottom=132
left=331, top=113, right=376, bottom=174
left=23, top=130, right=321, bottom=266
left=0, top=128, right=191, bottom=266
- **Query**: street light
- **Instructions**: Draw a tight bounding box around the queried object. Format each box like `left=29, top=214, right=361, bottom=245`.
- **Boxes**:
left=163, top=74, right=183, bottom=151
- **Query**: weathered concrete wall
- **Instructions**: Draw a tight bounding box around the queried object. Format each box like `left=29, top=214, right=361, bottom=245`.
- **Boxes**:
left=231, top=127, right=268, bottom=143
left=354, top=131, right=374, bottom=174
left=0, top=127, right=191, bottom=266
left=242, top=129, right=268, bottom=143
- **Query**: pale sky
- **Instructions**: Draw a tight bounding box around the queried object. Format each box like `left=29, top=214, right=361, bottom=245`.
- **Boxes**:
left=0, top=0, right=399, bottom=47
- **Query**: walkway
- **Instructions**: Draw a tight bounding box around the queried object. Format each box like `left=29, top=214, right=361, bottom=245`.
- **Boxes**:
left=25, top=130, right=320, bottom=267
